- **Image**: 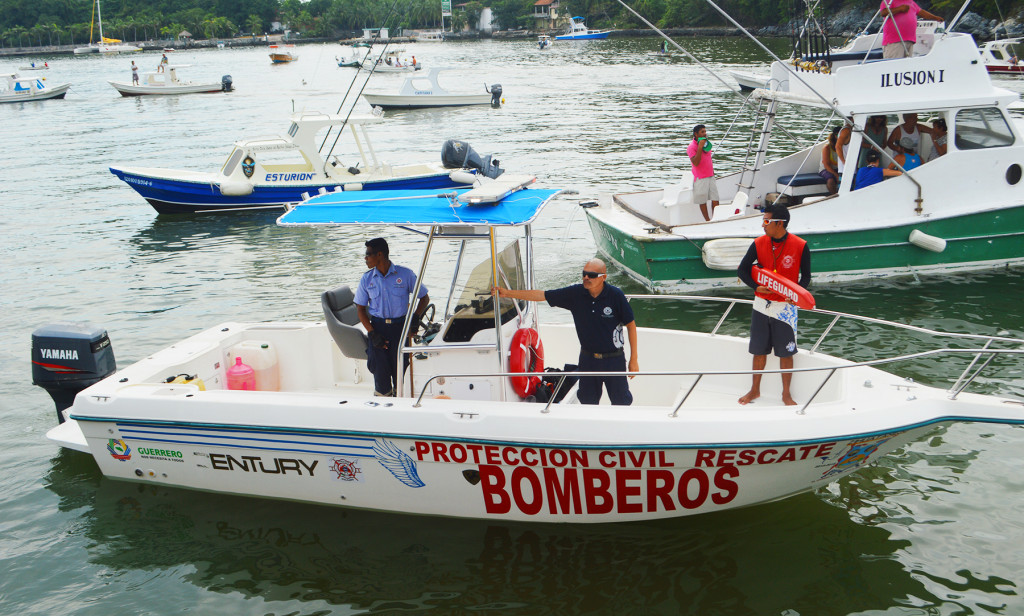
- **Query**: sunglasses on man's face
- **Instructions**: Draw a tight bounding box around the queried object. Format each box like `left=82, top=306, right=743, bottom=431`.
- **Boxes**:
left=582, top=271, right=605, bottom=279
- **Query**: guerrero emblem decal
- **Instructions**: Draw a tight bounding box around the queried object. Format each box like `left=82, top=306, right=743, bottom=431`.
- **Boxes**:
left=374, top=439, right=425, bottom=488
left=241, top=156, right=255, bottom=178
left=107, top=438, right=132, bottom=461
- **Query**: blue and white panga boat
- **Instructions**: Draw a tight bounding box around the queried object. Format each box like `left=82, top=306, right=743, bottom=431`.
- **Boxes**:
left=34, top=178, right=1024, bottom=522
left=109, top=111, right=484, bottom=215
left=554, top=16, right=612, bottom=40
left=0, top=73, right=71, bottom=103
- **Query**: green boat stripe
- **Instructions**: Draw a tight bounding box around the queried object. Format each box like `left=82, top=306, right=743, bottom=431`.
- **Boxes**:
left=645, top=230, right=1024, bottom=263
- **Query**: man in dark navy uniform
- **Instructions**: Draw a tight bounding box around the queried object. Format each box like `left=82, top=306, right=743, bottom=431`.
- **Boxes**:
left=493, top=258, right=639, bottom=405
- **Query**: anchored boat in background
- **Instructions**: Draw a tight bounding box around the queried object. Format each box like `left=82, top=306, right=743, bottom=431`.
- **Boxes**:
left=555, top=16, right=612, bottom=40
left=587, top=32, right=1024, bottom=292
left=363, top=67, right=502, bottom=110
left=269, top=45, right=298, bottom=64
left=108, top=112, right=507, bottom=214
left=0, top=73, right=71, bottom=103
left=34, top=178, right=1024, bottom=521
left=109, top=65, right=232, bottom=96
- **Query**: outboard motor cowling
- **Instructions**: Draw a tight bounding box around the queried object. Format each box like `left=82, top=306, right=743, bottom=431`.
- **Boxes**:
left=441, top=139, right=504, bottom=179
left=32, top=322, right=116, bottom=423
left=221, top=75, right=233, bottom=92
left=486, top=83, right=502, bottom=107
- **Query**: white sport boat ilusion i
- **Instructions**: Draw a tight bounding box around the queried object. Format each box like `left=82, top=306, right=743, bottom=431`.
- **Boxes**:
left=587, top=31, right=1024, bottom=292
left=34, top=179, right=1024, bottom=522
left=363, top=67, right=501, bottom=110
left=109, top=65, right=231, bottom=96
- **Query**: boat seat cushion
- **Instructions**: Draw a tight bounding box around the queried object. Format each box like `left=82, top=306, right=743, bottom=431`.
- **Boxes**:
left=321, top=286, right=368, bottom=360
left=777, top=173, right=827, bottom=188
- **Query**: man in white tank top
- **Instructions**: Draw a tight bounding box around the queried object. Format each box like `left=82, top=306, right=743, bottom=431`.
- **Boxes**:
left=886, top=113, right=932, bottom=153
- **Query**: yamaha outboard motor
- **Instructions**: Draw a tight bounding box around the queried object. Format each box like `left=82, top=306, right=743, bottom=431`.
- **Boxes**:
left=32, top=322, right=116, bottom=424
left=486, top=83, right=502, bottom=107
left=221, top=75, right=233, bottom=92
left=441, top=139, right=504, bottom=179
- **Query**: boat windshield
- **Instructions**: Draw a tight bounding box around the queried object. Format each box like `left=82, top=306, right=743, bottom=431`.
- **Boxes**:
left=442, top=239, right=526, bottom=343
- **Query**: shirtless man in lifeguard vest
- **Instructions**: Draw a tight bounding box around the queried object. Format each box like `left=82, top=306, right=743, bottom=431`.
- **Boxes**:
left=736, top=204, right=812, bottom=406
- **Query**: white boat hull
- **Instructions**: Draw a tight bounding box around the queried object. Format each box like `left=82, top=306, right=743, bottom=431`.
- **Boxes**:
left=109, top=80, right=224, bottom=96
left=0, top=82, right=70, bottom=103
left=362, top=93, right=492, bottom=109
left=49, top=319, right=1024, bottom=522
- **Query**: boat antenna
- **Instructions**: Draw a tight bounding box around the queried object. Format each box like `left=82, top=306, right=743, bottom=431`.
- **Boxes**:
left=614, top=0, right=805, bottom=145
left=319, top=0, right=402, bottom=159
left=700, top=0, right=915, bottom=184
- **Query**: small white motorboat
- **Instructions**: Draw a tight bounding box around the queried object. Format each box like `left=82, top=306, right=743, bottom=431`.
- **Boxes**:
left=337, top=44, right=369, bottom=68
left=555, top=16, right=612, bottom=40
left=979, top=37, right=1024, bottom=75
left=730, top=70, right=769, bottom=92
left=34, top=178, right=1024, bottom=522
left=0, top=73, right=70, bottom=103
left=363, top=67, right=500, bottom=110
left=109, top=65, right=230, bottom=96
left=372, top=50, right=422, bottom=73
left=18, top=62, right=49, bottom=71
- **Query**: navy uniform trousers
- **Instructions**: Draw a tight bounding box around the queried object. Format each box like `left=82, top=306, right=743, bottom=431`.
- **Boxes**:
left=576, top=352, right=633, bottom=406
left=367, top=316, right=408, bottom=396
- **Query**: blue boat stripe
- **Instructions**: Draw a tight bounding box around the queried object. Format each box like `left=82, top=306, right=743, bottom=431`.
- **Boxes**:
left=118, top=427, right=376, bottom=450
left=68, top=414, right=1024, bottom=451
left=113, top=421, right=377, bottom=443
left=126, top=435, right=377, bottom=457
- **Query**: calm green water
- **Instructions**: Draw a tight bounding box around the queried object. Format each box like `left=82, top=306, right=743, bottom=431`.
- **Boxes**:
left=3, top=37, right=1024, bottom=615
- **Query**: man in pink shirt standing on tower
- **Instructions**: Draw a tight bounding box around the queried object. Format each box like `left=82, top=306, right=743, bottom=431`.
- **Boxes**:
left=879, top=0, right=943, bottom=59
left=688, top=124, right=718, bottom=221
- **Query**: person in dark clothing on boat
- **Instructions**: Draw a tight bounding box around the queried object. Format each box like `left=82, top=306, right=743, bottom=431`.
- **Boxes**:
left=493, top=258, right=639, bottom=405
left=355, top=238, right=430, bottom=397
left=736, top=204, right=811, bottom=406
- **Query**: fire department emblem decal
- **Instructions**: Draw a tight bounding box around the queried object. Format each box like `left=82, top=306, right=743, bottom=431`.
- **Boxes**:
left=330, top=457, right=363, bottom=482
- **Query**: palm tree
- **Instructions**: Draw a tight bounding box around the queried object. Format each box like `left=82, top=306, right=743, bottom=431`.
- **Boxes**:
left=246, top=14, right=262, bottom=36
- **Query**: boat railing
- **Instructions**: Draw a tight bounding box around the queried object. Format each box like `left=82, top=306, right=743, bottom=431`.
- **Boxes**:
left=626, top=294, right=1024, bottom=402
left=408, top=294, right=1022, bottom=412
left=411, top=346, right=1024, bottom=416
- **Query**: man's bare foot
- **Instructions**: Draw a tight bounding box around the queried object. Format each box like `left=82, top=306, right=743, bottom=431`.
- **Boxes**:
left=782, top=394, right=797, bottom=406
left=738, top=390, right=759, bottom=405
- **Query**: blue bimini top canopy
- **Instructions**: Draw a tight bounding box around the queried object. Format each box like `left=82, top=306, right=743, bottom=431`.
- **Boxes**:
left=277, top=187, right=561, bottom=228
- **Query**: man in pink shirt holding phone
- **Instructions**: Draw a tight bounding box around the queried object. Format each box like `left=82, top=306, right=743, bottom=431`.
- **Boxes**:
left=688, top=124, right=718, bottom=221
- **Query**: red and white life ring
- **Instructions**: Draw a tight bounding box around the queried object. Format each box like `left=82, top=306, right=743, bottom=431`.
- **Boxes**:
left=509, top=328, right=544, bottom=398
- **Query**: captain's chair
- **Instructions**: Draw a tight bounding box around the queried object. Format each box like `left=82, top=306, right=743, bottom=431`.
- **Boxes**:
left=321, top=286, right=368, bottom=360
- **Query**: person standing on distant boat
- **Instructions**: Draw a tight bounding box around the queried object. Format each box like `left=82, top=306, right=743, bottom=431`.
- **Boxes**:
left=158, top=53, right=168, bottom=73
left=688, top=124, right=718, bottom=221
left=660, top=39, right=668, bottom=54
left=355, top=238, right=430, bottom=397
left=879, top=0, right=943, bottom=59
left=131, top=61, right=139, bottom=84
left=737, top=205, right=811, bottom=406
left=492, top=258, right=639, bottom=406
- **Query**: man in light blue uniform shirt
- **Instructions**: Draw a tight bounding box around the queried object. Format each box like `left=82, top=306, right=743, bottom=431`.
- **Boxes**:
left=355, top=238, right=429, bottom=396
